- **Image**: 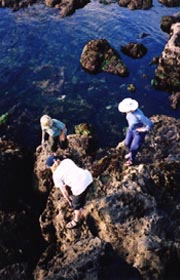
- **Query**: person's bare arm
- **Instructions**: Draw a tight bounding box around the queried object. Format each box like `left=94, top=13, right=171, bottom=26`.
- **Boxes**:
left=41, top=130, right=46, bottom=144
left=60, top=126, right=66, bottom=141
left=60, top=185, right=72, bottom=205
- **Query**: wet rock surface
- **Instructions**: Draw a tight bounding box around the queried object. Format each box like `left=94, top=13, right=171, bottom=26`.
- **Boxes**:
left=33, top=115, right=180, bottom=280
left=160, top=14, right=180, bottom=34
left=121, top=43, right=147, bottom=58
left=118, top=0, right=152, bottom=10
left=80, top=39, right=129, bottom=77
left=0, top=0, right=90, bottom=15
left=154, top=22, right=180, bottom=108
left=158, top=0, right=180, bottom=7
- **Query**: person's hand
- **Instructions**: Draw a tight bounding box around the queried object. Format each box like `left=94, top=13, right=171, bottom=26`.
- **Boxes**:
left=60, top=134, right=65, bottom=141
left=136, top=127, right=147, bottom=133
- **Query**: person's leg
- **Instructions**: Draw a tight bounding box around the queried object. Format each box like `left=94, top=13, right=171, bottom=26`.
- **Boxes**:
left=129, top=132, right=146, bottom=163
left=49, top=136, right=58, bottom=153
left=66, top=187, right=90, bottom=229
left=124, top=128, right=133, bottom=159
left=125, top=128, right=133, bottom=149
left=74, top=208, right=83, bottom=222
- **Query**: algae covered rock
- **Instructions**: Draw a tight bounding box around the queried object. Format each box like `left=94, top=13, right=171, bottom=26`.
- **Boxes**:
left=80, top=39, right=129, bottom=77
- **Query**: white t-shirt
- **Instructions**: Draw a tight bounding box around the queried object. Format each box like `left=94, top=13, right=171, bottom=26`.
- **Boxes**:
left=53, top=159, right=93, bottom=195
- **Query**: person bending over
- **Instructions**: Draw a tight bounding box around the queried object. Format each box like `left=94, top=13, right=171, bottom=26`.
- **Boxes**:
left=40, top=114, right=67, bottom=152
left=46, top=155, right=93, bottom=229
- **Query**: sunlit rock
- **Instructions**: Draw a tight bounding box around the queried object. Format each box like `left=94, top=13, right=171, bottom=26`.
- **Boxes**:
left=36, top=115, right=180, bottom=279
left=80, top=39, right=129, bottom=77
left=154, top=23, right=180, bottom=93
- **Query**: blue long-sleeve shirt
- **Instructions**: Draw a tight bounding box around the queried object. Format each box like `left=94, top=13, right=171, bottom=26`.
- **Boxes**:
left=126, top=109, right=153, bottom=131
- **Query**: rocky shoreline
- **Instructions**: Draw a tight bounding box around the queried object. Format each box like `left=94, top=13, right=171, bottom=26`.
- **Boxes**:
left=0, top=2, right=180, bottom=279
left=0, top=114, right=180, bottom=279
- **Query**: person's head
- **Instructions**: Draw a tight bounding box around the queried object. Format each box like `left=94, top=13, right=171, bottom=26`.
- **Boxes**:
left=46, top=155, right=62, bottom=172
left=40, top=115, right=53, bottom=129
left=118, top=98, right=139, bottom=113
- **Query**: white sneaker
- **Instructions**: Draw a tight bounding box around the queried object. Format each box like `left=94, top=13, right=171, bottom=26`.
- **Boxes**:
left=124, top=153, right=131, bottom=159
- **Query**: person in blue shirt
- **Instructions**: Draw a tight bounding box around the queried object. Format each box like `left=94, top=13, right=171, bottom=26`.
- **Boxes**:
left=40, top=115, right=67, bottom=153
left=118, top=98, right=153, bottom=166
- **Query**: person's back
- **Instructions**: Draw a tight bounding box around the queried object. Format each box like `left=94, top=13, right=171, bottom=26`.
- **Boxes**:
left=53, top=158, right=93, bottom=195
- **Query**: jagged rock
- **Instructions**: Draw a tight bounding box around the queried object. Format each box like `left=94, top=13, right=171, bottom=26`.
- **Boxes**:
left=0, top=209, right=45, bottom=279
left=0, top=138, right=47, bottom=278
left=158, top=0, right=180, bottom=7
left=0, top=0, right=36, bottom=10
left=80, top=39, right=129, bottom=77
left=45, top=0, right=90, bottom=17
left=34, top=123, right=98, bottom=194
left=34, top=238, right=142, bottom=280
left=160, top=14, right=180, bottom=34
left=169, top=91, right=180, bottom=109
left=118, top=0, right=152, bottom=10
left=35, top=115, right=180, bottom=279
left=0, top=263, right=30, bottom=279
left=121, top=43, right=147, bottom=58
left=0, top=0, right=90, bottom=15
left=0, top=138, right=31, bottom=209
left=154, top=23, right=180, bottom=92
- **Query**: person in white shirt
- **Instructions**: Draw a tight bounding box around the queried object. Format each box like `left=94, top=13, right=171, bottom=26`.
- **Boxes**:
left=46, top=155, right=93, bottom=229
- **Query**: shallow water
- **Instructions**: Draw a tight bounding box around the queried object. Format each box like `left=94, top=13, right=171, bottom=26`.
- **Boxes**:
left=0, top=1, right=180, bottom=149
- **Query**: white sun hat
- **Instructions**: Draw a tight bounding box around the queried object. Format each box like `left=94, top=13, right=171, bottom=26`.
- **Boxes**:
left=118, top=98, right=139, bottom=113
left=40, top=115, right=53, bottom=129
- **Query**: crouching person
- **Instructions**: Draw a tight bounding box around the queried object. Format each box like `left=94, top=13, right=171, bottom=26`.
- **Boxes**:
left=46, top=155, right=93, bottom=229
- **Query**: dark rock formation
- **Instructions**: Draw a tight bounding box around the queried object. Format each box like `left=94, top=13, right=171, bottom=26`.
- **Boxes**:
left=80, top=39, right=129, bottom=77
left=160, top=14, right=180, bottom=34
left=0, top=139, right=47, bottom=279
left=169, top=91, right=180, bottom=109
left=0, top=0, right=37, bottom=10
left=121, top=43, right=147, bottom=58
left=34, top=115, right=180, bottom=280
left=0, top=0, right=90, bottom=16
left=45, top=0, right=90, bottom=17
left=153, top=22, right=180, bottom=105
left=158, top=0, right=180, bottom=7
left=0, top=138, right=33, bottom=209
left=118, top=0, right=152, bottom=10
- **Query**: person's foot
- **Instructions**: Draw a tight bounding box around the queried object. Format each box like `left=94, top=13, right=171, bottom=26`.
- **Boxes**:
left=66, top=219, right=80, bottom=229
left=124, top=159, right=133, bottom=166
left=124, top=153, right=131, bottom=159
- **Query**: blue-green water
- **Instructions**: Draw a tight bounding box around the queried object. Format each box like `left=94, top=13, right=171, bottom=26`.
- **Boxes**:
left=0, top=1, right=180, bottom=150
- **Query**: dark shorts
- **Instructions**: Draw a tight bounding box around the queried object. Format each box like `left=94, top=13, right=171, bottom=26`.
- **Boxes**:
left=71, top=185, right=91, bottom=210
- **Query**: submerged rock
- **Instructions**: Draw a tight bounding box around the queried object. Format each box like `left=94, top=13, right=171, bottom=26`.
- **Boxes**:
left=35, top=115, right=180, bottom=280
left=80, top=39, right=129, bottom=77
left=121, top=43, right=147, bottom=58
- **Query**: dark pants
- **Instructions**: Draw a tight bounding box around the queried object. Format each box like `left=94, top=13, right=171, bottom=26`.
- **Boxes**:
left=125, top=128, right=146, bottom=162
left=49, top=136, right=68, bottom=152
left=71, top=185, right=91, bottom=210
